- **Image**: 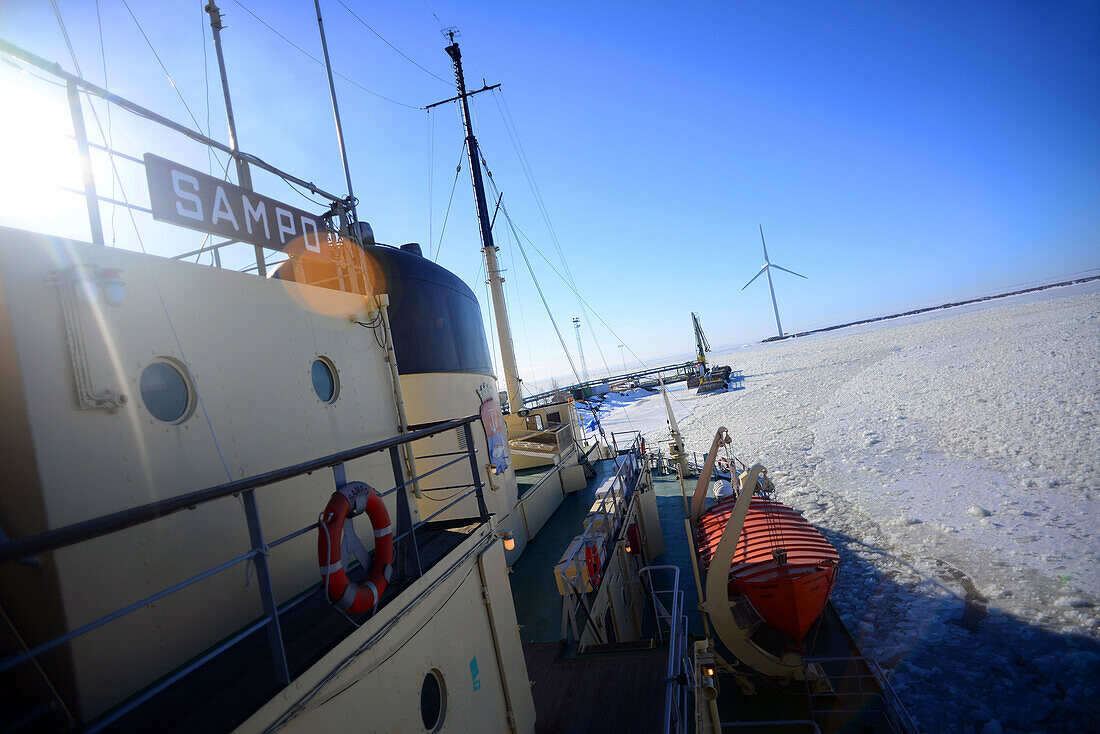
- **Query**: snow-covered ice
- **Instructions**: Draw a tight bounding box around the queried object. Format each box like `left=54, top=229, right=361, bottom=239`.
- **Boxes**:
left=592, top=281, right=1100, bottom=732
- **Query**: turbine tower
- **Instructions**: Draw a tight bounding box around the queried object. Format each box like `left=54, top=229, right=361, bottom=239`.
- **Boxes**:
left=742, top=224, right=807, bottom=338
left=573, top=317, right=590, bottom=381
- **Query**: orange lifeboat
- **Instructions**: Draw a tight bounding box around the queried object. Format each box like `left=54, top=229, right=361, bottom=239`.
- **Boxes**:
left=696, top=495, right=839, bottom=641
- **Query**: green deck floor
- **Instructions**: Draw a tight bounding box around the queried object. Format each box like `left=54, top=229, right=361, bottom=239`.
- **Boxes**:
left=509, top=459, right=706, bottom=643
left=648, top=471, right=706, bottom=636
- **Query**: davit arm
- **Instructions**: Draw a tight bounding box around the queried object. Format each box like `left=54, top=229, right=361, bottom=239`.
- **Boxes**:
left=691, top=430, right=806, bottom=679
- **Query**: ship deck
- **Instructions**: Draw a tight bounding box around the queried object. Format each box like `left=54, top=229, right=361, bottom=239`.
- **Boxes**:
left=711, top=604, right=902, bottom=733
left=102, top=519, right=483, bottom=733
left=522, top=641, right=667, bottom=733
left=508, top=457, right=906, bottom=733
left=509, top=460, right=702, bottom=644
left=508, top=457, right=704, bottom=731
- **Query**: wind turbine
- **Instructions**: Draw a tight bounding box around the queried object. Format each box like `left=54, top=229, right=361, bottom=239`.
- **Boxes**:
left=741, top=224, right=807, bottom=338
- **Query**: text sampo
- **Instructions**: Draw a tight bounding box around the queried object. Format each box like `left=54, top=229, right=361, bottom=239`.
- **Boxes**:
left=144, top=153, right=331, bottom=252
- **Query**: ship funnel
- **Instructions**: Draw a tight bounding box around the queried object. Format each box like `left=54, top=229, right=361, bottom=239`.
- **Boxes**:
left=355, top=221, right=375, bottom=247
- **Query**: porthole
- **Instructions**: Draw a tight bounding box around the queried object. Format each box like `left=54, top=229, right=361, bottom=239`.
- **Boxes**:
left=140, top=359, right=194, bottom=424
left=420, top=669, right=446, bottom=732
left=311, top=357, right=339, bottom=403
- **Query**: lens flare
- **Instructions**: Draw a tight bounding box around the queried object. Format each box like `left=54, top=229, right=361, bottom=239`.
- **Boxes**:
left=275, top=233, right=383, bottom=316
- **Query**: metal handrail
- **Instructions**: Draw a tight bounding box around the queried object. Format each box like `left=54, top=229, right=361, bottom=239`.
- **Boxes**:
left=557, top=446, right=638, bottom=592
left=721, top=722, right=822, bottom=733
left=0, top=413, right=489, bottom=730
left=638, top=565, right=690, bottom=734
left=516, top=445, right=579, bottom=502
left=802, top=655, right=920, bottom=734
left=0, top=547, right=259, bottom=673
left=0, top=415, right=479, bottom=563
left=557, top=436, right=643, bottom=643
left=522, top=360, right=700, bottom=405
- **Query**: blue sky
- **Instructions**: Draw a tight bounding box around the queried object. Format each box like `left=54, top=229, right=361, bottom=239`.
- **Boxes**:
left=1, top=1, right=1097, bottom=386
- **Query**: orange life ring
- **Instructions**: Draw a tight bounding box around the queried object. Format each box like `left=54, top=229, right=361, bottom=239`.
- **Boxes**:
left=318, top=482, right=394, bottom=614
left=584, top=542, right=602, bottom=587
left=717, top=457, right=731, bottom=474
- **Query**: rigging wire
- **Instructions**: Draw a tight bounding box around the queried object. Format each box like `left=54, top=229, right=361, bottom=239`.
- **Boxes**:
left=203, top=1, right=320, bottom=211
left=420, top=0, right=445, bottom=29
left=431, top=139, right=466, bottom=261
left=476, top=133, right=639, bottom=424
left=500, top=205, right=582, bottom=385
left=427, top=110, right=435, bottom=250
left=120, top=0, right=227, bottom=172
left=437, top=70, right=654, bottom=426
left=474, top=140, right=580, bottom=383
left=230, top=0, right=421, bottom=110
left=191, top=154, right=236, bottom=265
left=503, top=213, right=537, bottom=387
left=334, top=0, right=451, bottom=85
left=475, top=150, right=560, bottom=393
left=278, top=176, right=325, bottom=207
left=200, top=1, right=213, bottom=180
left=491, top=89, right=584, bottom=303
left=95, top=0, right=116, bottom=246
left=495, top=200, right=696, bottom=420
left=488, top=89, right=608, bottom=401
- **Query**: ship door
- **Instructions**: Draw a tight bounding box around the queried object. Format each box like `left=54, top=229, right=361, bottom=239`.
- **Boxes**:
left=603, top=606, right=617, bottom=644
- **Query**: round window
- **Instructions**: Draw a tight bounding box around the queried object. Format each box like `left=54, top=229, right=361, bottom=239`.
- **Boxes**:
left=420, top=669, right=446, bottom=732
left=140, top=360, right=193, bottom=424
left=311, top=358, right=338, bottom=403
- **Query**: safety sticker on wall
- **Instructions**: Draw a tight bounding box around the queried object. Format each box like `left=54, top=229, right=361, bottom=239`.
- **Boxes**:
left=470, top=656, right=481, bottom=691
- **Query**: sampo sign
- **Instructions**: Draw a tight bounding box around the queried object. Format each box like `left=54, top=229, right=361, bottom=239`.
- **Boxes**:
left=144, top=153, right=332, bottom=252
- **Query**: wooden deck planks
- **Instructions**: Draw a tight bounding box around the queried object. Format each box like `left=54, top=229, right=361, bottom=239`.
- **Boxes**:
left=524, top=641, right=668, bottom=733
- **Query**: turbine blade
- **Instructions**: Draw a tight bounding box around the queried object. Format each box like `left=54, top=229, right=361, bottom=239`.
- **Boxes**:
left=770, top=263, right=807, bottom=279
left=742, top=265, right=768, bottom=290
left=759, top=224, right=770, bottom=263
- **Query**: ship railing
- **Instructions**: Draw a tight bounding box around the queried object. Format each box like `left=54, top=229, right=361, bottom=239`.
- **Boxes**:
left=521, top=360, right=700, bottom=406
left=514, top=444, right=580, bottom=502
left=557, top=434, right=643, bottom=644
left=638, top=565, right=693, bottom=734
left=719, top=722, right=821, bottom=732
left=0, top=37, right=355, bottom=276
left=0, top=414, right=490, bottom=733
left=509, top=422, right=575, bottom=463
left=689, top=450, right=750, bottom=479
left=802, top=655, right=920, bottom=734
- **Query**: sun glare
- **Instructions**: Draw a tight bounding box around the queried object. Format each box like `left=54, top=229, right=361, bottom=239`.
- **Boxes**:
left=0, top=62, right=90, bottom=239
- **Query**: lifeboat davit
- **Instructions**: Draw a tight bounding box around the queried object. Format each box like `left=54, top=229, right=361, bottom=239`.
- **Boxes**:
left=696, top=495, right=839, bottom=641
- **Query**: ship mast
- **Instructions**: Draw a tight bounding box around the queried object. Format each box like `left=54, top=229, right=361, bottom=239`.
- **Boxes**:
left=204, top=0, right=262, bottom=274
left=439, top=32, right=522, bottom=411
